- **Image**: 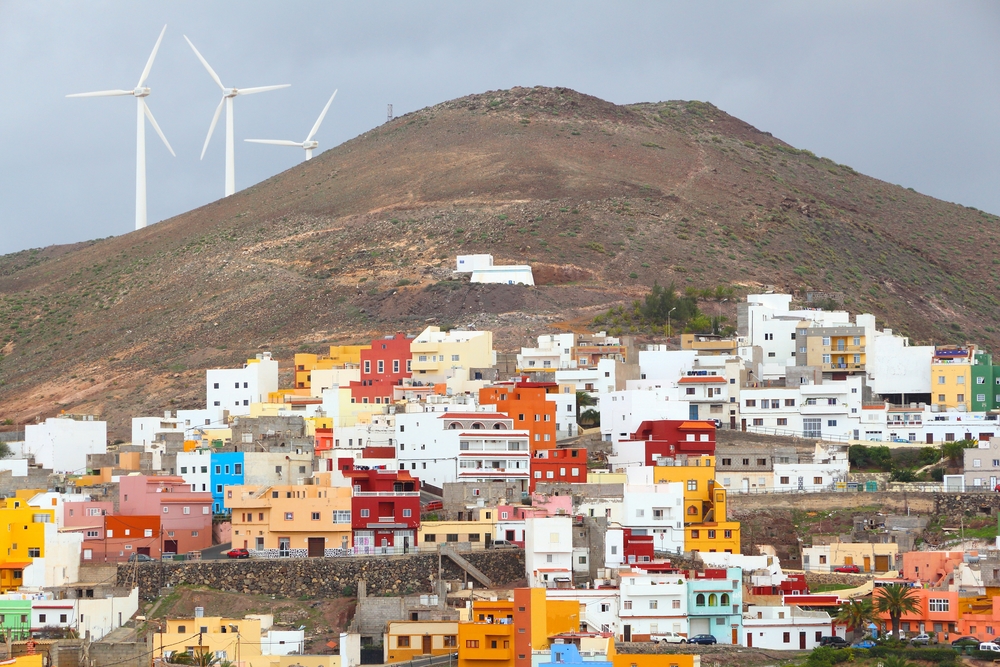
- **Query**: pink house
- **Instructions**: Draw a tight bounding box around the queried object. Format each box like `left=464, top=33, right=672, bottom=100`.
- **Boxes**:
left=118, top=476, right=213, bottom=555
left=62, top=501, right=114, bottom=529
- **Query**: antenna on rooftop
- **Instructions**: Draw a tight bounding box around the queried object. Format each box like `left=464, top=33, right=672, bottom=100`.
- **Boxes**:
left=387, top=104, right=393, bottom=122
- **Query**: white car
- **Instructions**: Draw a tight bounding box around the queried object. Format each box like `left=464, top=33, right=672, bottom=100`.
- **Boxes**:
left=979, top=642, right=1000, bottom=652
left=651, top=632, right=687, bottom=644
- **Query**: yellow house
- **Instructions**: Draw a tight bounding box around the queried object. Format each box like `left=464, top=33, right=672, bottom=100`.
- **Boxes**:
left=410, top=326, right=495, bottom=391
left=385, top=620, right=459, bottom=663
left=654, top=455, right=740, bottom=554
left=294, top=345, right=368, bottom=390
left=156, top=616, right=262, bottom=664
left=801, top=541, right=898, bottom=573
left=681, top=334, right=739, bottom=356
left=419, top=514, right=497, bottom=551
left=932, top=345, right=975, bottom=412
left=798, top=324, right=867, bottom=373
left=0, top=499, right=54, bottom=591
left=226, top=483, right=352, bottom=555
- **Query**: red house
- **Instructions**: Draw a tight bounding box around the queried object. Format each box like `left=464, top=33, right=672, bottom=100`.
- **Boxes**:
left=749, top=571, right=809, bottom=596
left=530, top=448, right=587, bottom=491
left=627, top=420, right=716, bottom=465
left=79, top=515, right=162, bottom=563
left=622, top=528, right=654, bottom=565
left=350, top=333, right=413, bottom=405
left=345, top=466, right=421, bottom=554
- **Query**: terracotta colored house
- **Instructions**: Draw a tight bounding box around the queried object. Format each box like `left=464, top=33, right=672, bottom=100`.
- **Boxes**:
left=350, top=333, right=413, bottom=405
left=479, top=381, right=558, bottom=452
left=118, top=476, right=212, bottom=555
left=530, top=448, right=587, bottom=491
left=79, top=515, right=162, bottom=563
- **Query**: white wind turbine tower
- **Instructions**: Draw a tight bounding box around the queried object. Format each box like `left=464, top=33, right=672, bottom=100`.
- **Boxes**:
left=67, top=25, right=175, bottom=231
left=245, top=90, right=338, bottom=160
left=184, top=35, right=290, bottom=197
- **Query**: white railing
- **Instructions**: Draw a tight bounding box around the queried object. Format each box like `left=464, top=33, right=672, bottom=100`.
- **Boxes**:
left=353, top=491, right=420, bottom=497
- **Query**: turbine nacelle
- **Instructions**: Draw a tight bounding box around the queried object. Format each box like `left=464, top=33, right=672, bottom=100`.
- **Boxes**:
left=302, top=140, right=319, bottom=150
left=224, top=88, right=240, bottom=98
left=133, top=87, right=151, bottom=98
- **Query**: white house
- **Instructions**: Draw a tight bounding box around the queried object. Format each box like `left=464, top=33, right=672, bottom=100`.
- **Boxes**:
left=518, top=334, right=577, bottom=374
left=619, top=482, right=685, bottom=555
left=617, top=567, right=688, bottom=641
left=131, top=413, right=185, bottom=448
left=546, top=588, right=621, bottom=634
left=177, top=451, right=212, bottom=493
left=206, top=352, right=279, bottom=416
left=23, top=415, right=106, bottom=474
left=599, top=388, right=688, bottom=444
left=524, top=516, right=573, bottom=588
left=742, top=605, right=833, bottom=649
left=455, top=254, right=534, bottom=286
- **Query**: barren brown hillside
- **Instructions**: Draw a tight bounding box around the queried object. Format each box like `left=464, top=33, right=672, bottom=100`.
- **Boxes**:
left=1, top=86, right=998, bottom=437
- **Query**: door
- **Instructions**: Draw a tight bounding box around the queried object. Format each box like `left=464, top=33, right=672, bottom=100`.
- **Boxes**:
left=137, top=547, right=150, bottom=556
left=991, top=476, right=998, bottom=490
left=730, top=416, right=737, bottom=430
left=799, top=632, right=806, bottom=650
left=278, top=537, right=290, bottom=557
left=863, top=556, right=871, bottom=572
left=163, top=540, right=178, bottom=554
left=927, top=434, right=934, bottom=444
left=689, top=405, right=699, bottom=420
left=732, top=627, right=738, bottom=645
left=742, top=479, right=750, bottom=493
left=422, top=635, right=432, bottom=655
left=875, top=555, right=890, bottom=572
left=741, top=419, right=747, bottom=432
left=255, top=537, right=264, bottom=551
left=623, top=625, right=631, bottom=642
left=308, top=537, right=325, bottom=557
left=746, top=632, right=752, bottom=647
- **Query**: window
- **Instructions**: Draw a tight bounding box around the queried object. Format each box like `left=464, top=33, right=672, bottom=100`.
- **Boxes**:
left=27, top=547, right=40, bottom=557
left=777, top=418, right=787, bottom=426
left=827, top=420, right=837, bottom=427
left=466, top=641, right=479, bottom=648
left=687, top=480, right=697, bottom=491
left=38, top=614, right=46, bottom=623
left=623, top=600, right=632, bottom=610
left=424, top=534, right=436, bottom=542
left=745, top=399, right=756, bottom=407
left=780, top=476, right=789, bottom=484
left=783, top=632, right=790, bottom=643
left=284, top=512, right=294, bottom=520
left=360, top=509, right=369, bottom=518
left=958, top=394, right=965, bottom=403
left=957, top=376, right=966, bottom=385
left=402, top=509, right=412, bottom=518
left=752, top=418, right=763, bottom=426
left=695, top=594, right=705, bottom=607
left=929, top=598, right=949, bottom=612
left=686, top=388, right=696, bottom=395
left=447, top=534, right=459, bottom=542
left=691, top=530, right=699, bottom=539
left=648, top=600, right=658, bottom=609
left=398, top=636, right=410, bottom=647
left=444, top=636, right=457, bottom=648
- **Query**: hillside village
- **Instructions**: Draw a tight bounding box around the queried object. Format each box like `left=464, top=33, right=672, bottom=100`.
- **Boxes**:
left=2, top=280, right=1000, bottom=665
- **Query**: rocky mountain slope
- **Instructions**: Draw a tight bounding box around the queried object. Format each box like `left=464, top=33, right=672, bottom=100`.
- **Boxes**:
left=2, top=86, right=997, bottom=437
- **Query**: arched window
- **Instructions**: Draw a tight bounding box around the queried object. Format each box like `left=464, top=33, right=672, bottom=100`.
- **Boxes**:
left=449, top=422, right=460, bottom=430
left=687, top=505, right=698, bottom=515
left=472, top=422, right=485, bottom=430
left=708, top=593, right=718, bottom=606
left=721, top=593, right=730, bottom=605
left=695, top=594, right=705, bottom=607
left=493, top=423, right=505, bottom=430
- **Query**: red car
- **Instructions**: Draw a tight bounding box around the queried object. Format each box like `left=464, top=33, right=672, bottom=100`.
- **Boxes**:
left=833, top=565, right=860, bottom=573
left=226, top=548, right=250, bottom=559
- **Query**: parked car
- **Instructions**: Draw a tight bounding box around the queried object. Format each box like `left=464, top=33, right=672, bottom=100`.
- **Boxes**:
left=689, top=635, right=717, bottom=645
left=488, top=540, right=518, bottom=550
left=833, top=565, right=861, bottom=573
left=951, top=636, right=980, bottom=647
left=979, top=642, right=1000, bottom=652
left=651, top=632, right=687, bottom=644
left=851, top=640, right=876, bottom=649
left=226, top=548, right=250, bottom=559
left=127, top=553, right=153, bottom=562
left=910, top=633, right=932, bottom=645
left=820, top=636, right=849, bottom=648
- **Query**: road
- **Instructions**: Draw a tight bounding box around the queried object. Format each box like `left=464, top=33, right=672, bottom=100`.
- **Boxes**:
left=200, top=542, right=232, bottom=561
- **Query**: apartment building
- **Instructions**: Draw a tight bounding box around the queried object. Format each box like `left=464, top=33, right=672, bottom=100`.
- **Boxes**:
left=118, top=476, right=212, bottom=555
left=206, top=352, right=279, bottom=416
left=617, top=565, right=688, bottom=641
left=345, top=467, right=421, bottom=553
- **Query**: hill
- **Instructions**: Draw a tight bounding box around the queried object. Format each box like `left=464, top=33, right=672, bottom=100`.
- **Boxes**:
left=2, top=85, right=998, bottom=437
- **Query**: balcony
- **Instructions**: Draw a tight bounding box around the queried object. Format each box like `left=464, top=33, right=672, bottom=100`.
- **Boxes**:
left=353, top=491, right=420, bottom=497
left=821, top=363, right=864, bottom=372
left=800, top=402, right=847, bottom=415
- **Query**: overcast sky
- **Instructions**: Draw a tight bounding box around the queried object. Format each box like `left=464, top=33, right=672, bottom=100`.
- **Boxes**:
left=1, top=2, right=997, bottom=256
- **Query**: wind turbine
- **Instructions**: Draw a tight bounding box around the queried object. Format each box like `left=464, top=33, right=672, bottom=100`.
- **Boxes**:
left=184, top=35, right=290, bottom=197
left=245, top=90, right=338, bottom=160
left=67, top=25, right=175, bottom=231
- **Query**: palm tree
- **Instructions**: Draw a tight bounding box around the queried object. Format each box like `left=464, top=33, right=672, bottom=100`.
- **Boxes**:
left=835, top=598, right=875, bottom=638
left=167, top=651, right=221, bottom=667
left=875, top=584, right=921, bottom=638
left=881, top=655, right=912, bottom=667
left=575, top=390, right=596, bottom=425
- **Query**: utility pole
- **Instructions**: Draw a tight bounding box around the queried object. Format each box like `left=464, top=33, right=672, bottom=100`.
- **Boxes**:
left=387, top=104, right=393, bottom=123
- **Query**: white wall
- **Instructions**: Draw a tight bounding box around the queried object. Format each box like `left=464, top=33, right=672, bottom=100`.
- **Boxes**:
left=206, top=354, right=279, bottom=416
left=620, top=483, right=684, bottom=554
left=456, top=254, right=493, bottom=272
left=742, top=606, right=832, bottom=649
left=77, top=588, right=139, bottom=640
left=177, top=451, right=212, bottom=493
left=471, top=265, right=534, bottom=286
left=39, top=523, right=82, bottom=587
left=867, top=328, right=933, bottom=397
left=524, top=516, right=573, bottom=587
left=262, top=629, right=306, bottom=655
left=600, top=389, right=688, bottom=444
left=24, top=417, right=106, bottom=474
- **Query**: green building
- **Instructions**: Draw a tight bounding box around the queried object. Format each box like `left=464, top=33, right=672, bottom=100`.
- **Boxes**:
left=0, top=598, right=32, bottom=640
left=971, top=352, right=1000, bottom=412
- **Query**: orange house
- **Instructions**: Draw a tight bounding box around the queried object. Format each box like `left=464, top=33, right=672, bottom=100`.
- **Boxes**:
left=81, top=515, right=162, bottom=563
left=480, top=382, right=558, bottom=453
left=875, top=586, right=959, bottom=640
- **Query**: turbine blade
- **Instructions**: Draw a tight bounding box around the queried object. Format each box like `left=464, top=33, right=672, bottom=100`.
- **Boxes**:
left=201, top=97, right=225, bottom=160
left=66, top=90, right=133, bottom=98
left=244, top=139, right=303, bottom=146
left=305, top=89, right=337, bottom=142
left=184, top=35, right=225, bottom=91
left=143, top=101, right=176, bottom=157
left=137, top=24, right=167, bottom=87
left=236, top=84, right=290, bottom=96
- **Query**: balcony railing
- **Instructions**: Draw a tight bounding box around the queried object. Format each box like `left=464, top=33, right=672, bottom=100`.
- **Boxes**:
left=353, top=491, right=420, bottom=497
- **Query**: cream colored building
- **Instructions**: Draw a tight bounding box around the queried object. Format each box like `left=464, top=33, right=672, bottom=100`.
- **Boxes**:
left=801, top=541, right=898, bottom=573
left=418, top=515, right=498, bottom=551
left=226, top=482, right=353, bottom=556
left=410, top=326, right=496, bottom=392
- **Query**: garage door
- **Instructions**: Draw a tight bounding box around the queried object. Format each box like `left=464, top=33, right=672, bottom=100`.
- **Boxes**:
left=690, top=618, right=711, bottom=635
left=308, top=537, right=325, bottom=557
left=874, top=555, right=890, bottom=572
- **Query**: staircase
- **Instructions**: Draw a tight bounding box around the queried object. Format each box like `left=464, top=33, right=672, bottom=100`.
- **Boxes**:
left=439, top=545, right=493, bottom=588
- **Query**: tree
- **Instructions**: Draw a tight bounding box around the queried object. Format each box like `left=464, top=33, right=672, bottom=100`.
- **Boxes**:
left=167, top=651, right=224, bottom=667
left=835, top=598, right=875, bottom=637
left=575, top=391, right=596, bottom=425
left=942, top=439, right=977, bottom=467
left=640, top=282, right=699, bottom=328
left=875, top=583, right=921, bottom=638
left=881, top=656, right=912, bottom=667
left=579, top=409, right=601, bottom=428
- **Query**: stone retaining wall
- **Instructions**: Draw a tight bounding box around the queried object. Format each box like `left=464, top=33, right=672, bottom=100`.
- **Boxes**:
left=729, top=490, right=1000, bottom=517
left=121, top=550, right=525, bottom=601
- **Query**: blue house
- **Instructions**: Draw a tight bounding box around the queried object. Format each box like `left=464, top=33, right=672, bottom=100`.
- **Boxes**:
left=687, top=566, right=743, bottom=644
left=210, top=451, right=245, bottom=514
left=539, top=643, right=612, bottom=667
